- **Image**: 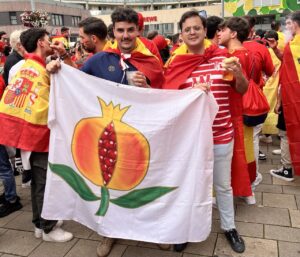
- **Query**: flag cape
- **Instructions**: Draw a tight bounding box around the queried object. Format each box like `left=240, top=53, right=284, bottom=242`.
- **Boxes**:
left=104, top=38, right=164, bottom=89
left=163, top=40, right=225, bottom=90
left=280, top=34, right=300, bottom=175
left=262, top=48, right=280, bottom=135
left=42, top=64, right=219, bottom=243
left=228, top=48, right=252, bottom=197
left=0, top=54, right=50, bottom=152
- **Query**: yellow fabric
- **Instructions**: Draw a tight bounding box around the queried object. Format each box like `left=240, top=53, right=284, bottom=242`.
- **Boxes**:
left=277, top=31, right=285, bottom=53
left=165, top=39, right=212, bottom=67
left=0, top=59, right=49, bottom=125
left=52, top=36, right=69, bottom=49
left=262, top=48, right=280, bottom=135
left=110, top=37, right=154, bottom=57
left=290, top=34, right=300, bottom=81
left=243, top=125, right=255, bottom=163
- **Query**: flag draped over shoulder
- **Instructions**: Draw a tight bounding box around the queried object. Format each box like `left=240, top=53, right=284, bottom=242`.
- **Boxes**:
left=262, top=48, right=280, bottom=135
left=163, top=40, right=225, bottom=90
left=104, top=38, right=164, bottom=88
left=0, top=54, right=50, bottom=152
left=280, top=34, right=300, bottom=176
left=42, top=64, right=219, bottom=244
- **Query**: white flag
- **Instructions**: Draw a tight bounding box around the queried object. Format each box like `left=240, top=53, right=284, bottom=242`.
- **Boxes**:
left=42, top=64, right=218, bottom=244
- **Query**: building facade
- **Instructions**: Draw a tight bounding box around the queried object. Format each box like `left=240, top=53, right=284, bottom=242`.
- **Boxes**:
left=225, top=0, right=300, bottom=29
left=57, top=0, right=222, bottom=36
left=0, top=0, right=90, bottom=40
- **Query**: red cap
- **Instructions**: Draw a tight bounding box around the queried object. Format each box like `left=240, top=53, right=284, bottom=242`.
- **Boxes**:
left=152, top=35, right=167, bottom=50
left=137, top=13, right=144, bottom=31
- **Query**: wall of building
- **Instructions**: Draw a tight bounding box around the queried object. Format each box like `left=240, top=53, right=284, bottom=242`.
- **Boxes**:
left=0, top=0, right=90, bottom=36
left=97, top=4, right=222, bottom=36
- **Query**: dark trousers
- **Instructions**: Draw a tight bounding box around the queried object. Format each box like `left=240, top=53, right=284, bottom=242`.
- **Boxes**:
left=0, top=145, right=17, bottom=201
left=30, top=152, right=57, bottom=233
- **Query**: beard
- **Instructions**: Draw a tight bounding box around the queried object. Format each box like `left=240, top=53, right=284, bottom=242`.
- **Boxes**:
left=82, top=43, right=95, bottom=54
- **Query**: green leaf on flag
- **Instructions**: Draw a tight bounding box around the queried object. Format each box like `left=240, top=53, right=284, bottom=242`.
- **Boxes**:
left=49, top=163, right=100, bottom=201
left=110, top=186, right=177, bottom=208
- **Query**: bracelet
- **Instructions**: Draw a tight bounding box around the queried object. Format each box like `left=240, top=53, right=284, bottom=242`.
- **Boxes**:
left=60, top=52, right=68, bottom=60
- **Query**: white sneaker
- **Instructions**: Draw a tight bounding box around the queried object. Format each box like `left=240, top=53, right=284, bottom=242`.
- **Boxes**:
left=241, top=194, right=256, bottom=205
left=259, top=135, right=272, bottom=143
left=34, top=227, right=43, bottom=239
left=21, top=180, right=31, bottom=188
left=272, top=149, right=281, bottom=155
left=34, top=220, right=63, bottom=239
left=252, top=172, right=263, bottom=187
left=42, top=227, right=73, bottom=242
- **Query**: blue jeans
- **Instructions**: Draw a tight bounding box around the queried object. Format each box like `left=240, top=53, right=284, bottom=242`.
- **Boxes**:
left=0, top=145, right=17, bottom=201
left=213, top=141, right=235, bottom=231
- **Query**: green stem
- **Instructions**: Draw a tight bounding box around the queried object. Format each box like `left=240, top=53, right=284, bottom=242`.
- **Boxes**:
left=96, top=186, right=110, bottom=216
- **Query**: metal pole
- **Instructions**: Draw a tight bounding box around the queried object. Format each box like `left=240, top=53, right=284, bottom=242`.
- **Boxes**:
left=30, top=0, right=35, bottom=11
left=221, top=0, right=224, bottom=18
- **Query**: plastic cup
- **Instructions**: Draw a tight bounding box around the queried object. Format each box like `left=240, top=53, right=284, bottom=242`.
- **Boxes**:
left=126, top=71, right=137, bottom=86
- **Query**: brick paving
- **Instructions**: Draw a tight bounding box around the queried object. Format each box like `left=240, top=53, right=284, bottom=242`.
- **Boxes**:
left=0, top=136, right=299, bottom=257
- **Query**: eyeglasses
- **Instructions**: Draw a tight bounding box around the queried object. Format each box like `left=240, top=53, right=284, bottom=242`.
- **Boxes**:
left=182, top=26, right=203, bottom=34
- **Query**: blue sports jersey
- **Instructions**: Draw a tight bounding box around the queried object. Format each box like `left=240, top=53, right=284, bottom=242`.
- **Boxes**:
left=80, top=52, right=137, bottom=85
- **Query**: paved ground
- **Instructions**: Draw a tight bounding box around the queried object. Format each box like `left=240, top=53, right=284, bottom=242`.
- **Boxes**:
left=0, top=137, right=299, bottom=257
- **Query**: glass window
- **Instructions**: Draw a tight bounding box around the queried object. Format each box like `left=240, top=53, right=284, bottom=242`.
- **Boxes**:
left=72, top=16, right=81, bottom=27
left=9, top=12, right=17, bottom=25
left=52, top=14, right=64, bottom=26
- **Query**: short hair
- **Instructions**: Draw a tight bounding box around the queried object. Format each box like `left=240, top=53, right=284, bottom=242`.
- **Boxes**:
left=172, top=33, right=180, bottom=44
left=219, top=17, right=249, bottom=43
left=0, top=31, right=7, bottom=39
left=20, top=28, right=49, bottom=53
left=291, top=10, right=300, bottom=27
left=147, top=30, right=158, bottom=40
left=271, top=21, right=281, bottom=31
left=264, top=30, right=279, bottom=41
left=107, top=24, right=114, bottom=39
left=10, top=30, right=24, bottom=50
left=255, top=29, right=266, bottom=38
left=243, top=15, right=256, bottom=29
left=206, top=16, right=223, bottom=39
left=61, top=26, right=69, bottom=33
left=179, top=10, right=207, bottom=31
left=78, top=17, right=107, bottom=41
left=111, top=8, right=139, bottom=27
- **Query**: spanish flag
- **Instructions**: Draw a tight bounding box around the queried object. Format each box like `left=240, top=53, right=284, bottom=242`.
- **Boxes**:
left=104, top=38, right=164, bottom=88
left=280, top=34, right=300, bottom=176
left=0, top=54, right=50, bottom=152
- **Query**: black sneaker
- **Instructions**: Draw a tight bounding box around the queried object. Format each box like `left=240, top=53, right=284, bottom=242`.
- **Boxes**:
left=0, top=193, right=5, bottom=204
left=0, top=197, right=22, bottom=217
left=174, top=243, right=188, bottom=252
left=224, top=229, right=245, bottom=253
left=270, top=167, right=294, bottom=182
left=258, top=150, right=267, bottom=160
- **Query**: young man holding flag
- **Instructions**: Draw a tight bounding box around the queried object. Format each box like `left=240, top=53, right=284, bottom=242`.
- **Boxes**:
left=163, top=10, right=248, bottom=253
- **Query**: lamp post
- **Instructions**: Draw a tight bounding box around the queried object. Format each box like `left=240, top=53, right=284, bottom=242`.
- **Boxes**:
left=30, top=0, right=35, bottom=11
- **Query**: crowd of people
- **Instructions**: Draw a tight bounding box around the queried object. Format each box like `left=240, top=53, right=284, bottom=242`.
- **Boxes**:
left=0, top=7, right=299, bottom=257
